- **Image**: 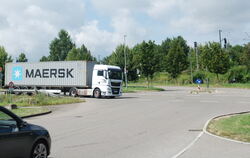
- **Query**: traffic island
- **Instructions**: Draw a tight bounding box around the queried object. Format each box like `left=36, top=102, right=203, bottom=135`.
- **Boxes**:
left=0, top=93, right=84, bottom=118
left=11, top=107, right=51, bottom=118
left=0, top=93, right=84, bottom=107
left=190, top=88, right=216, bottom=94
left=206, top=112, right=250, bottom=143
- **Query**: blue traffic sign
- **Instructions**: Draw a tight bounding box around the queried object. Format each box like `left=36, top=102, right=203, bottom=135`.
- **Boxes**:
left=195, top=79, right=202, bottom=84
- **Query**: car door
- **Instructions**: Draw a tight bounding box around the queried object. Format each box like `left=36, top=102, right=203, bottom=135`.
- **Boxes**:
left=93, top=69, right=107, bottom=87
left=0, top=110, right=20, bottom=158
left=0, top=110, right=33, bottom=158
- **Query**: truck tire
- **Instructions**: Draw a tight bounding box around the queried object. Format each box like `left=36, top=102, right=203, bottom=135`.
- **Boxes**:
left=93, top=88, right=101, bottom=98
left=69, top=88, right=78, bottom=97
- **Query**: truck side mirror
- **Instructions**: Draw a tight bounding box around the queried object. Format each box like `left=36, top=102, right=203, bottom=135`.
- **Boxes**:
left=104, top=71, right=108, bottom=79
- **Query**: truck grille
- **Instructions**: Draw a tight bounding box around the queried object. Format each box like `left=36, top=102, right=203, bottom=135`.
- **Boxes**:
left=111, top=88, right=120, bottom=94
left=111, top=82, right=121, bottom=87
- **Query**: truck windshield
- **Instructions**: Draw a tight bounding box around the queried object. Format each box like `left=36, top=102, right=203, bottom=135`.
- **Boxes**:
left=108, top=69, right=122, bottom=80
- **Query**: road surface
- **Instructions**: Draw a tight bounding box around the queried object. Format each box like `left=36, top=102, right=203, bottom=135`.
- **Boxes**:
left=27, top=87, right=250, bottom=158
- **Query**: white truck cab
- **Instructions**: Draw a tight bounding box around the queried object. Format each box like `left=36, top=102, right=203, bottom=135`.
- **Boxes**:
left=91, top=65, right=122, bottom=98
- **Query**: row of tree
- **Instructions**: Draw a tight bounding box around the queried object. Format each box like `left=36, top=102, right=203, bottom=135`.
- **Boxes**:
left=1, top=29, right=250, bottom=84
left=103, top=36, right=191, bottom=85
left=104, top=37, right=250, bottom=84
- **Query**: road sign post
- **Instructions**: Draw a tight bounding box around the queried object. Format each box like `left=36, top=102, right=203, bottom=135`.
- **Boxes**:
left=195, top=79, right=202, bottom=90
left=8, top=82, right=14, bottom=94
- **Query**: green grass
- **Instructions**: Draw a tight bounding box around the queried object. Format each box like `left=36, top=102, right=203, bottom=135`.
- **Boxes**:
left=0, top=93, right=84, bottom=107
left=207, top=113, right=250, bottom=142
left=122, top=86, right=165, bottom=93
left=11, top=107, right=50, bottom=117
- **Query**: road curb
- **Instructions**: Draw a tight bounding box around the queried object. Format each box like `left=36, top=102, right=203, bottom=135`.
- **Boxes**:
left=21, top=110, right=52, bottom=119
left=203, top=111, right=250, bottom=145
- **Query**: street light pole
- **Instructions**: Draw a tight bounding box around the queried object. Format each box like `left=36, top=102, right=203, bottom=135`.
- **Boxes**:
left=124, top=35, right=128, bottom=88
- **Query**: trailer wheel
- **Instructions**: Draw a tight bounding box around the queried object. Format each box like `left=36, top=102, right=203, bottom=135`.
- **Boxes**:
left=93, top=88, right=101, bottom=98
left=69, top=88, right=78, bottom=97
left=14, top=86, right=22, bottom=95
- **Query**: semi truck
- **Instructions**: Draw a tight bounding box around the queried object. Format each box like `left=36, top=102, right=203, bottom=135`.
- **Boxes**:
left=4, top=61, right=123, bottom=98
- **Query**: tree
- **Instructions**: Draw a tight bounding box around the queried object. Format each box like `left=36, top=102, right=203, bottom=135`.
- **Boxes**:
left=165, top=36, right=189, bottom=79
left=137, top=40, right=159, bottom=87
left=104, top=44, right=134, bottom=80
left=0, top=46, right=13, bottom=86
left=40, top=56, right=49, bottom=62
left=201, top=42, right=230, bottom=79
left=16, top=53, right=28, bottom=62
left=242, top=43, right=250, bottom=71
left=228, top=45, right=244, bottom=66
left=48, top=29, right=75, bottom=61
left=0, top=46, right=12, bottom=69
left=159, top=38, right=172, bottom=70
left=66, top=44, right=96, bottom=61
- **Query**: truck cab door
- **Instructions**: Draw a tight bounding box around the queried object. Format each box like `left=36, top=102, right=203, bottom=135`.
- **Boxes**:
left=93, top=70, right=107, bottom=87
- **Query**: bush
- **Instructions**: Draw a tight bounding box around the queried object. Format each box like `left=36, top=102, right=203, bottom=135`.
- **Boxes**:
left=227, top=66, right=249, bottom=83
left=178, top=74, right=192, bottom=85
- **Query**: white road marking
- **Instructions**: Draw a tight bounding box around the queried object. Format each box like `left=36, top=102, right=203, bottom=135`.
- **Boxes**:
left=171, top=132, right=204, bottom=158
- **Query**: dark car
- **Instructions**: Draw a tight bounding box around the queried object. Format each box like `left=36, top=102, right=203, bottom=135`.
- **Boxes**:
left=0, top=106, right=51, bottom=158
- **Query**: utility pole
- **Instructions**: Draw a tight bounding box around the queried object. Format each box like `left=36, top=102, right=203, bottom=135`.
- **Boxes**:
left=194, top=42, right=199, bottom=71
left=219, top=30, right=222, bottom=48
left=124, top=35, right=128, bottom=88
left=189, top=50, right=193, bottom=83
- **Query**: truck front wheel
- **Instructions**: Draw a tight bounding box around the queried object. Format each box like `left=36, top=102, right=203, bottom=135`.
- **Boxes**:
left=69, top=88, right=78, bottom=97
left=93, top=88, right=101, bottom=98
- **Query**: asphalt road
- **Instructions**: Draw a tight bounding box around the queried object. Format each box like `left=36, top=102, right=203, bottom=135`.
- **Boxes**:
left=27, top=87, right=250, bottom=158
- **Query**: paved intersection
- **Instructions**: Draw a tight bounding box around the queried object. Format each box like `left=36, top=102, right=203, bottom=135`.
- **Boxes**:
left=28, top=87, right=250, bottom=158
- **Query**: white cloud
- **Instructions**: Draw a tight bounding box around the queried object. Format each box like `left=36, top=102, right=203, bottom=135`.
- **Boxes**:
left=74, top=20, right=116, bottom=56
left=0, top=0, right=250, bottom=62
left=0, top=0, right=86, bottom=61
left=91, top=0, right=151, bottom=14
left=147, top=0, right=180, bottom=18
left=73, top=9, right=147, bottom=57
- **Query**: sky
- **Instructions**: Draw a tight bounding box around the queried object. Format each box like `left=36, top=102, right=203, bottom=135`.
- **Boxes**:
left=0, top=0, right=250, bottom=61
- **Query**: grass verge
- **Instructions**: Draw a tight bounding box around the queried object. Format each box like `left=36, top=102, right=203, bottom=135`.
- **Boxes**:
left=11, top=107, right=50, bottom=117
left=0, top=93, right=84, bottom=107
left=207, top=113, right=250, bottom=143
left=122, top=86, right=165, bottom=93
left=128, top=81, right=250, bottom=89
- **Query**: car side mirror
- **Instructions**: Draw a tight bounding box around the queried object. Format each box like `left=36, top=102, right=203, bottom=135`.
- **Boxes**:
left=19, top=121, right=28, bottom=128
left=9, top=124, right=19, bottom=132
